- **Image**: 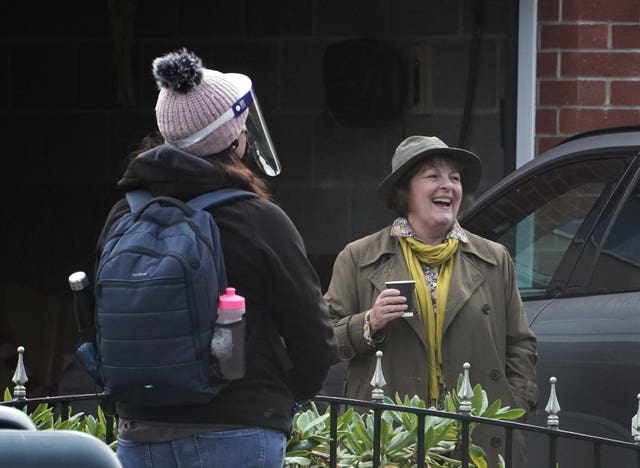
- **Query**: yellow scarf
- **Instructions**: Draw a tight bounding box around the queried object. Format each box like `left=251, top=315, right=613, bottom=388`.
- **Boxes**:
left=399, top=236, right=458, bottom=407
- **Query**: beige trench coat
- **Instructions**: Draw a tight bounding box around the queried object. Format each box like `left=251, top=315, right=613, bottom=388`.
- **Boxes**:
left=324, top=226, right=538, bottom=467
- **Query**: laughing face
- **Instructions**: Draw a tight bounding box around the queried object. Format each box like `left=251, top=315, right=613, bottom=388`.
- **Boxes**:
left=406, top=156, right=462, bottom=244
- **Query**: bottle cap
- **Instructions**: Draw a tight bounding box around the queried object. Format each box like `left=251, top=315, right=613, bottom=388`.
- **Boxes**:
left=68, top=271, right=89, bottom=291
left=218, top=287, right=245, bottom=310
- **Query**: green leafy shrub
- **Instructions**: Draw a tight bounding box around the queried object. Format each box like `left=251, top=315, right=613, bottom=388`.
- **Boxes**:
left=284, top=375, right=524, bottom=468
left=2, top=387, right=118, bottom=451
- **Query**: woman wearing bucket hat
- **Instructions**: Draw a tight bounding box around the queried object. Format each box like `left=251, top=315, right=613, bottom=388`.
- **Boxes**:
left=324, top=135, right=537, bottom=467
left=94, top=48, right=336, bottom=468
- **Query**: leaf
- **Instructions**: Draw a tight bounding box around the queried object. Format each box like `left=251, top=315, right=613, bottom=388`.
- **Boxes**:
left=494, top=407, right=526, bottom=420
left=386, top=430, right=415, bottom=453
left=84, top=415, right=99, bottom=437
left=470, top=384, right=488, bottom=415
left=296, top=412, right=311, bottom=431
left=424, top=425, right=437, bottom=449
left=29, top=403, right=54, bottom=429
left=352, top=418, right=373, bottom=450
left=283, top=455, right=312, bottom=466
left=470, top=442, right=488, bottom=468
left=470, top=453, right=487, bottom=468
left=301, top=413, right=330, bottom=435
left=480, top=399, right=502, bottom=419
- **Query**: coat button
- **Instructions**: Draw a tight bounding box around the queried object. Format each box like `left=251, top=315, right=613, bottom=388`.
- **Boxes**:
left=481, top=304, right=490, bottom=314
left=490, top=436, right=502, bottom=448
left=339, top=346, right=354, bottom=360
left=489, top=369, right=501, bottom=380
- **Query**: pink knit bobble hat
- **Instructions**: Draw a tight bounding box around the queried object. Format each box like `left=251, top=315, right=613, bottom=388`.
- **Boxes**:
left=152, top=48, right=249, bottom=156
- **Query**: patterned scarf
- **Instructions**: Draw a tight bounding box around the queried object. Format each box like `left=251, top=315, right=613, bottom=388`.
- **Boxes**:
left=399, top=236, right=459, bottom=407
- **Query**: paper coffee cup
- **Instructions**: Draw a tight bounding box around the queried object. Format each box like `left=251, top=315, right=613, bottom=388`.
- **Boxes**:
left=385, top=280, right=416, bottom=317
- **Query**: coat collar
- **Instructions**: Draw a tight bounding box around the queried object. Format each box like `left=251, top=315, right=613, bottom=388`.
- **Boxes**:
left=359, top=227, right=398, bottom=268
left=457, top=230, right=500, bottom=267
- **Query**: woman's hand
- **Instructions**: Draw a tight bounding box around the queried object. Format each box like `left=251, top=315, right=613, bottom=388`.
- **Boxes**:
left=368, top=288, right=408, bottom=332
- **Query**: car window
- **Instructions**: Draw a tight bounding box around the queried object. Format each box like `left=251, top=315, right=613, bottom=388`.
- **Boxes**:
left=587, top=176, right=640, bottom=293
left=463, top=157, right=628, bottom=297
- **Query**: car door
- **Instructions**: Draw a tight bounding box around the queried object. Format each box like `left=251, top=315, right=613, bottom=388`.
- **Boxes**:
left=461, top=148, right=640, bottom=467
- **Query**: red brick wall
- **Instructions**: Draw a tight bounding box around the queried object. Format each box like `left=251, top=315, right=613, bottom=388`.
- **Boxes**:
left=536, top=0, right=640, bottom=155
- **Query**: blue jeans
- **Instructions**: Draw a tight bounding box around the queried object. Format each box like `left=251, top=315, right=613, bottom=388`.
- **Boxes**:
left=116, top=427, right=287, bottom=468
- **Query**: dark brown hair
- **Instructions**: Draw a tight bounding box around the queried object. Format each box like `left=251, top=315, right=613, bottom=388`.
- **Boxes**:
left=201, top=149, right=272, bottom=201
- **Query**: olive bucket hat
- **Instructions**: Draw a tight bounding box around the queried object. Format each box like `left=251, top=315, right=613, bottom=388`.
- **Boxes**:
left=377, top=135, right=482, bottom=206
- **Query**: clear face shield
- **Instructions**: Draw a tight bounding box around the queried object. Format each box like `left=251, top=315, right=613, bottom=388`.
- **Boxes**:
left=242, top=90, right=281, bottom=177
left=224, top=74, right=281, bottom=177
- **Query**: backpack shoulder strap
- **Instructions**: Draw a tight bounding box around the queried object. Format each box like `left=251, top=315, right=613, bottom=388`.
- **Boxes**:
left=187, top=189, right=258, bottom=211
left=125, top=189, right=153, bottom=214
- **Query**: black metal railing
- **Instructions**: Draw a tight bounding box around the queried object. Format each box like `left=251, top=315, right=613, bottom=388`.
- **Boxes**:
left=3, top=346, right=640, bottom=467
left=312, top=394, right=640, bottom=468
left=1, top=391, right=115, bottom=444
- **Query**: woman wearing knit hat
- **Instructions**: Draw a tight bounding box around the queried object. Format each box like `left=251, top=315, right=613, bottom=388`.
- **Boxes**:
left=324, top=136, right=537, bottom=467
left=95, top=48, right=337, bottom=468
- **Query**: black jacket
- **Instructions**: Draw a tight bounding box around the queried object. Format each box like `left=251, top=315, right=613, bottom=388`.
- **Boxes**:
left=96, top=145, right=337, bottom=434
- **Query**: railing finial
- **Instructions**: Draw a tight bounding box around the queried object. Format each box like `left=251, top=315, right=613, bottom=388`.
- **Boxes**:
left=632, top=393, right=640, bottom=443
left=11, top=346, right=28, bottom=400
left=458, top=362, right=473, bottom=413
left=370, top=350, right=386, bottom=401
left=545, top=376, right=561, bottom=428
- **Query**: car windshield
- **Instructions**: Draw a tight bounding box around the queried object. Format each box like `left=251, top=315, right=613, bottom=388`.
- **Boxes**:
left=463, top=157, right=628, bottom=297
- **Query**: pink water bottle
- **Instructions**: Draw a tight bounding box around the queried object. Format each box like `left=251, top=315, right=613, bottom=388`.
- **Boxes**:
left=210, top=287, right=246, bottom=380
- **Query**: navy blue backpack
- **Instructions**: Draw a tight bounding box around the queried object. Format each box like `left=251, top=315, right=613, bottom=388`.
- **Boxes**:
left=94, top=188, right=257, bottom=406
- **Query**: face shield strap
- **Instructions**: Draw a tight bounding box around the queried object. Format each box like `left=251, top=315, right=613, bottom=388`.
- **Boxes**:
left=173, top=91, right=254, bottom=149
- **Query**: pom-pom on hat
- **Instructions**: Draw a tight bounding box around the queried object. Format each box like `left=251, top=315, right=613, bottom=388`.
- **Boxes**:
left=152, top=48, right=251, bottom=156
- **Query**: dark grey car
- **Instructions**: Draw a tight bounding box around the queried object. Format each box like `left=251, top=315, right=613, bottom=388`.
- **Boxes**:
left=459, top=126, right=640, bottom=466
